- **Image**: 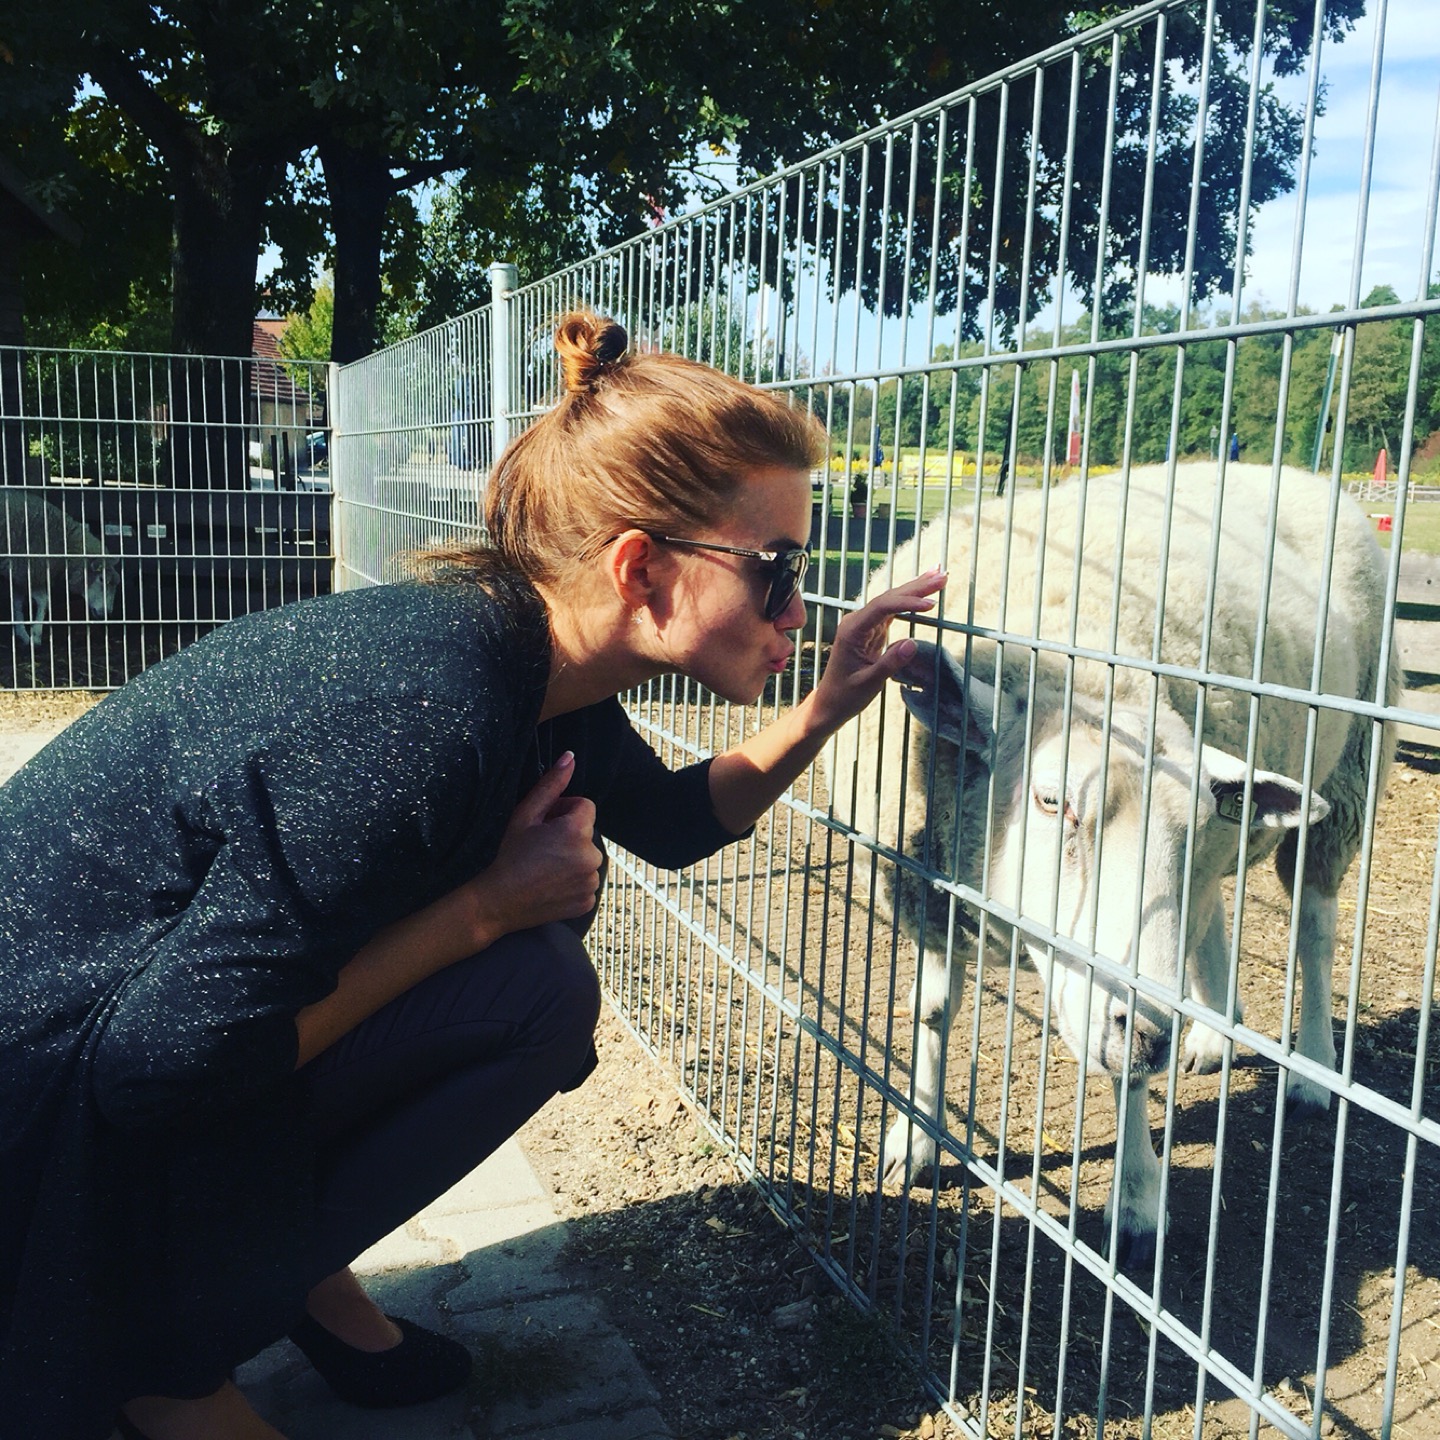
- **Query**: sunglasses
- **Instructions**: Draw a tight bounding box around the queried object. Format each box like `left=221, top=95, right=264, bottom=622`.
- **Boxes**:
left=644, top=533, right=810, bottom=621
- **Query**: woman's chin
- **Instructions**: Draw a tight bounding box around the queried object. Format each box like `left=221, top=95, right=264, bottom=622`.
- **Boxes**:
left=710, top=676, right=767, bottom=706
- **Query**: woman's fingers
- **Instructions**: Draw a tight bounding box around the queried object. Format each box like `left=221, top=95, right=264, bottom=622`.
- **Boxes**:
left=809, top=569, right=949, bottom=730
left=509, top=752, right=576, bottom=829
left=836, top=569, right=947, bottom=658
left=853, top=567, right=947, bottom=625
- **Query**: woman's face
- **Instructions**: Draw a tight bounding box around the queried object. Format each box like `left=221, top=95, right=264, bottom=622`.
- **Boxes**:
left=655, top=465, right=814, bottom=705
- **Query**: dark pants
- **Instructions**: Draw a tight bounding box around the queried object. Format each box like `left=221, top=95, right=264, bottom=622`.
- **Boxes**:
left=295, top=920, right=602, bottom=1284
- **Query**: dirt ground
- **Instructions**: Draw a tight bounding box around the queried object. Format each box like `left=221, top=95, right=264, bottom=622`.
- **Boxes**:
left=10, top=690, right=1437, bottom=1440
left=0, top=688, right=108, bottom=729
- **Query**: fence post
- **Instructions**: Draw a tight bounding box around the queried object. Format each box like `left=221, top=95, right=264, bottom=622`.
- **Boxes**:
left=489, top=262, right=519, bottom=469
left=326, top=359, right=342, bottom=590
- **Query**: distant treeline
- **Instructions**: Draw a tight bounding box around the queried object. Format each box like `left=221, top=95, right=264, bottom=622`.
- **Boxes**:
left=806, top=288, right=1440, bottom=475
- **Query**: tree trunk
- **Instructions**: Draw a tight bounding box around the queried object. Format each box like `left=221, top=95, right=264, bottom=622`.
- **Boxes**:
left=321, top=137, right=391, bottom=365
left=166, top=148, right=277, bottom=489
left=170, top=150, right=273, bottom=359
left=0, top=253, right=30, bottom=484
left=81, top=46, right=288, bottom=489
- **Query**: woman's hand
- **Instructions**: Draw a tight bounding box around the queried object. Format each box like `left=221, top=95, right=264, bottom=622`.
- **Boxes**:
left=807, top=568, right=947, bottom=734
left=294, top=756, right=600, bottom=1068
left=466, top=753, right=603, bottom=945
left=706, top=568, right=945, bottom=836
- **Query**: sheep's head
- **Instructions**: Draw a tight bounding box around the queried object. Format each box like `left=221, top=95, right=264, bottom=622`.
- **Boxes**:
left=895, top=641, right=1328, bottom=1077
left=68, top=553, right=119, bottom=620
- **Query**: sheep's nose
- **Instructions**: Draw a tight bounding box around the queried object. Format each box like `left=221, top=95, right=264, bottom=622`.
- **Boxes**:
left=1133, top=1025, right=1170, bottom=1073
left=1112, top=1002, right=1169, bottom=1073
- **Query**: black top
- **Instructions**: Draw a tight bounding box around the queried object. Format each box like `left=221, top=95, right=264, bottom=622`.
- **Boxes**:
left=0, top=579, right=742, bottom=1437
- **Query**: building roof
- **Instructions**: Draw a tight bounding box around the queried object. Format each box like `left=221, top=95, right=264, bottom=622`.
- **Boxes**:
left=251, top=319, right=319, bottom=411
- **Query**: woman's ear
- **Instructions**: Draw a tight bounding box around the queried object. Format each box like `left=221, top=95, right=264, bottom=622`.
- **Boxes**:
left=606, top=529, right=662, bottom=614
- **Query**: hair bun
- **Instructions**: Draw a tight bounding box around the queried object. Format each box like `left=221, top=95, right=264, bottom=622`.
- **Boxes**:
left=555, top=311, right=629, bottom=395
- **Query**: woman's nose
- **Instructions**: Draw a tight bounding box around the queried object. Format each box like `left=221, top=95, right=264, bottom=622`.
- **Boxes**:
left=776, top=589, right=807, bottom=631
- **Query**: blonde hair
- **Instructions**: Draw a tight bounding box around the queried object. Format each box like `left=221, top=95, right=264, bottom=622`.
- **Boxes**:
left=418, top=310, right=825, bottom=590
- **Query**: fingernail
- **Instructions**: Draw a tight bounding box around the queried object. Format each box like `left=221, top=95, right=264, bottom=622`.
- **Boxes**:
left=556, top=750, right=575, bottom=767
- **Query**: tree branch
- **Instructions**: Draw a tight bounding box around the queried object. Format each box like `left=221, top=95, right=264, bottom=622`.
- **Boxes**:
left=83, top=44, right=200, bottom=173
left=389, top=156, right=468, bottom=195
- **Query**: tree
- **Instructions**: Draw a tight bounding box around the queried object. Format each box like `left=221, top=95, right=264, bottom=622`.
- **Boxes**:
left=6, top=0, right=1368, bottom=375
left=276, top=280, right=335, bottom=368
left=749, top=1, right=1365, bottom=345
left=1341, top=286, right=1413, bottom=465
left=0, top=39, right=171, bottom=351
left=393, top=179, right=596, bottom=341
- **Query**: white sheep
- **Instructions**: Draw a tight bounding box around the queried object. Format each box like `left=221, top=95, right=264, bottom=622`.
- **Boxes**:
left=1, top=491, right=119, bottom=647
left=825, top=461, right=1397, bottom=1268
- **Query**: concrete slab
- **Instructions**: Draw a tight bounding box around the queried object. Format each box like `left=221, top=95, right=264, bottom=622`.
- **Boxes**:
left=235, top=1139, right=676, bottom=1438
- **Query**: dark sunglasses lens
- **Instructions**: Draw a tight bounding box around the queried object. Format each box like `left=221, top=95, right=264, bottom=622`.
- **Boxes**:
left=764, top=551, right=809, bottom=620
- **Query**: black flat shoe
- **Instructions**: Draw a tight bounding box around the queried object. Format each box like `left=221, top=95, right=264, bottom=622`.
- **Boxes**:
left=114, top=1415, right=150, bottom=1440
left=287, top=1311, right=472, bottom=1408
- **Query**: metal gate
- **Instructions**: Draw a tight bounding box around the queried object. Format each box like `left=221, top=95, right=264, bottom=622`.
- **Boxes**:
left=0, top=346, right=332, bottom=687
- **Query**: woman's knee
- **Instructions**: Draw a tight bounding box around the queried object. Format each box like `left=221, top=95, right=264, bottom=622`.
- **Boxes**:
left=473, top=921, right=601, bottom=1053
left=527, top=921, right=602, bottom=1045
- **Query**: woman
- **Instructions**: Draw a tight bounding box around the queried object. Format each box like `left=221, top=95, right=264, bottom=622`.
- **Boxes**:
left=0, top=312, right=943, bottom=1440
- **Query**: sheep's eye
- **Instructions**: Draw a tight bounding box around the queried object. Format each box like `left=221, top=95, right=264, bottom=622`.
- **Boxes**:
left=1033, top=784, right=1061, bottom=815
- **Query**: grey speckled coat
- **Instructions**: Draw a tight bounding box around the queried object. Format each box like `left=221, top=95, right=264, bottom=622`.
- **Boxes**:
left=0, top=578, right=737, bottom=1439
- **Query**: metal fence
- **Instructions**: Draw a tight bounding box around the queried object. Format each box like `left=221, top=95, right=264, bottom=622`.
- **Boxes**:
left=336, top=2, right=1440, bottom=1436
left=0, top=345, right=332, bottom=687
left=330, top=299, right=497, bottom=590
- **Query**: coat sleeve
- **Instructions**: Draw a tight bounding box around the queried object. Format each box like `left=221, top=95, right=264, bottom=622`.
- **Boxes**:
left=89, top=697, right=506, bottom=1130
left=594, top=707, right=753, bottom=868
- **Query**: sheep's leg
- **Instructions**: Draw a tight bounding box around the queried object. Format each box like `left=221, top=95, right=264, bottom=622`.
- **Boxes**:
left=16, top=589, right=47, bottom=648
left=1104, top=1074, right=1161, bottom=1271
left=1286, top=887, right=1338, bottom=1119
left=85, top=570, right=114, bottom=619
left=881, top=948, right=961, bottom=1186
left=1182, top=900, right=1242, bottom=1075
left=1275, top=697, right=1382, bottom=1118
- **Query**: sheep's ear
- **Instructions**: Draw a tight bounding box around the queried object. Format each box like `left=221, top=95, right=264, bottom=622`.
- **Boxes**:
left=895, top=641, right=996, bottom=758
left=1201, top=744, right=1331, bottom=828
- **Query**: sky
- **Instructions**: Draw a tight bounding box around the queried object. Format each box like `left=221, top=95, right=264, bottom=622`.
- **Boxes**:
left=1220, top=0, right=1440, bottom=314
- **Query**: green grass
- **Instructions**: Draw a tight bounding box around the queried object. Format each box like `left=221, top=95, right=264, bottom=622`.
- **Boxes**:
left=1372, top=502, right=1440, bottom=555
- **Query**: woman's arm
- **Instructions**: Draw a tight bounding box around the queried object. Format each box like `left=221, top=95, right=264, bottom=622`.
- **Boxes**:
left=706, top=569, right=945, bottom=835
left=293, top=753, right=601, bottom=1066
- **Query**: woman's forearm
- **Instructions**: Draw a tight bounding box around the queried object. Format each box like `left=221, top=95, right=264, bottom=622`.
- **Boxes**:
left=707, top=691, right=831, bottom=835
left=293, top=887, right=497, bottom=1068
left=708, top=571, right=944, bottom=836
left=294, top=760, right=603, bottom=1067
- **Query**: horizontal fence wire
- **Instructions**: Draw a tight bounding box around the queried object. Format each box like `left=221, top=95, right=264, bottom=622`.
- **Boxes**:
left=0, top=344, right=331, bottom=688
